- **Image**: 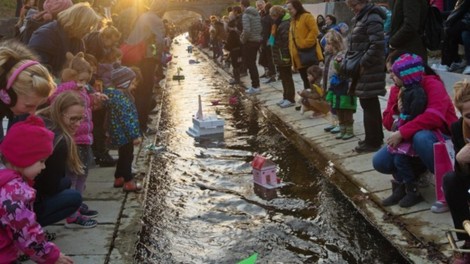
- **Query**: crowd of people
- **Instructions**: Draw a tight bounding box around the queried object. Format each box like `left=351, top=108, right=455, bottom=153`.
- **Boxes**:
left=188, top=0, right=470, bottom=263
left=2, top=0, right=470, bottom=263
left=0, top=0, right=177, bottom=262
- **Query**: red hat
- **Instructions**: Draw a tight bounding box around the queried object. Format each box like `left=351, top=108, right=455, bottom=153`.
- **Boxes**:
left=0, top=115, right=54, bottom=168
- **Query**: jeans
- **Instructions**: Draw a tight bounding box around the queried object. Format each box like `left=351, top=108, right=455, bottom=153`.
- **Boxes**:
left=34, top=189, right=82, bottom=227
left=243, top=41, right=260, bottom=88
left=373, top=130, right=439, bottom=179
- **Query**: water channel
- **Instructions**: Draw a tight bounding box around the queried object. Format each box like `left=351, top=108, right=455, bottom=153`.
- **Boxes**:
left=134, top=35, right=407, bottom=264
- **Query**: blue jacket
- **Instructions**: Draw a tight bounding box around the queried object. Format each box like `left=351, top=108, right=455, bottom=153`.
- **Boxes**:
left=28, top=21, right=84, bottom=76
left=103, top=88, right=141, bottom=147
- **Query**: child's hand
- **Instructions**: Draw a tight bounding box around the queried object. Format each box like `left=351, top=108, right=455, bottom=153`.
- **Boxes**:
left=133, top=137, right=142, bottom=146
left=386, top=131, right=403, bottom=148
left=55, top=253, right=74, bottom=264
left=95, top=93, right=109, bottom=101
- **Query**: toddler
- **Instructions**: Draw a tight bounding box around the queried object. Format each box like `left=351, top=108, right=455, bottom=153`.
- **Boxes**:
left=105, top=64, right=142, bottom=192
left=298, top=65, right=330, bottom=118
left=0, top=115, right=73, bottom=263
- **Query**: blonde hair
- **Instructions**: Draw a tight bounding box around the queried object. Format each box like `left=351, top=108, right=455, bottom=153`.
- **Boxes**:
left=36, top=91, right=84, bottom=174
left=269, top=5, right=286, bottom=18
left=325, top=30, right=345, bottom=53
left=0, top=40, right=55, bottom=101
left=454, top=79, right=470, bottom=113
left=61, top=52, right=93, bottom=82
left=100, top=23, right=121, bottom=41
left=57, top=2, right=102, bottom=39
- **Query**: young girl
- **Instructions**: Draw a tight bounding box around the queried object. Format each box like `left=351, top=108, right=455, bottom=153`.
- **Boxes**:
left=381, top=53, right=428, bottom=208
left=105, top=64, right=142, bottom=192
left=84, top=22, right=122, bottom=63
left=324, top=30, right=357, bottom=140
left=0, top=115, right=73, bottom=263
left=36, top=91, right=97, bottom=229
left=49, top=51, right=107, bottom=217
left=298, top=65, right=329, bottom=117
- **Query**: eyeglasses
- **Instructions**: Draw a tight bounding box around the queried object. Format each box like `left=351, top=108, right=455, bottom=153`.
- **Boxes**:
left=63, top=114, right=85, bottom=124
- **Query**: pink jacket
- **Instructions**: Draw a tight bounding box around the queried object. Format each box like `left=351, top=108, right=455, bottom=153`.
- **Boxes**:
left=49, top=81, right=93, bottom=145
left=0, top=169, right=60, bottom=264
left=382, top=74, right=458, bottom=140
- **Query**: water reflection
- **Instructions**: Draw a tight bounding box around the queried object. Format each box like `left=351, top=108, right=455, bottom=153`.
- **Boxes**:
left=134, top=35, right=407, bottom=264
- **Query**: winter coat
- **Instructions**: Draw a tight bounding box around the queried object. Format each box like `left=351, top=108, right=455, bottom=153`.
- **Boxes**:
left=49, top=81, right=93, bottom=145
left=389, top=0, right=428, bottom=62
left=83, top=31, right=111, bottom=63
left=347, top=4, right=386, bottom=98
left=127, top=11, right=166, bottom=58
left=324, top=51, right=357, bottom=111
left=271, top=13, right=291, bottom=67
left=34, top=120, right=70, bottom=199
left=401, top=85, right=427, bottom=121
left=289, top=12, right=324, bottom=69
left=382, top=75, right=457, bottom=140
left=0, top=168, right=60, bottom=264
left=450, top=118, right=469, bottom=176
left=103, top=88, right=141, bottom=147
left=240, top=6, right=262, bottom=44
left=224, top=25, right=241, bottom=52
left=28, top=21, right=85, bottom=76
left=260, top=10, right=272, bottom=45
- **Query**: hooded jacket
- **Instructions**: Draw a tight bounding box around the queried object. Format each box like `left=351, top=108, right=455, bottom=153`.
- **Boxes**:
left=240, top=6, right=262, bottom=44
left=348, top=4, right=386, bottom=98
left=271, top=13, right=291, bottom=67
left=0, top=168, right=60, bottom=264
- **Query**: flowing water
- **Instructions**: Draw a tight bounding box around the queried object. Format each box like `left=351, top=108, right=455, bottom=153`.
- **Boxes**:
left=134, top=35, right=407, bottom=264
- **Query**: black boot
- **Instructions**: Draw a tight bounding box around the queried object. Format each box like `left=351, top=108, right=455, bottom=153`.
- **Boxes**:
left=382, top=180, right=406, bottom=206
left=399, top=182, right=423, bottom=208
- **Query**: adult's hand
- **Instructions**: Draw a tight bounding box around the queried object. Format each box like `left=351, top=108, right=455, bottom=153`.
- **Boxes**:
left=386, top=131, right=403, bottom=148
left=456, top=144, right=470, bottom=165
left=55, top=253, right=74, bottom=264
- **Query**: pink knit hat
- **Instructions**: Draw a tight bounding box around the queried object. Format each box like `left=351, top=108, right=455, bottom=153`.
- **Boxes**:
left=43, top=0, right=73, bottom=17
left=0, top=115, right=54, bottom=168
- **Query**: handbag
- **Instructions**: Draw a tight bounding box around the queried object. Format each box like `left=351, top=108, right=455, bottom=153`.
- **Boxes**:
left=120, top=41, right=147, bottom=66
left=342, top=49, right=366, bottom=79
left=433, top=131, right=455, bottom=203
left=291, top=25, right=317, bottom=67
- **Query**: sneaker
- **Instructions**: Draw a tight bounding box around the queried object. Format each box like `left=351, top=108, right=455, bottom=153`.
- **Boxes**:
left=263, top=77, right=276, bottom=84
left=279, top=100, right=295, bottom=108
left=79, top=203, right=98, bottom=218
left=354, top=143, right=381, bottom=153
left=45, top=230, right=57, bottom=242
left=431, top=201, right=449, bottom=213
left=330, top=126, right=341, bottom=134
left=245, top=87, right=261, bottom=94
left=277, top=99, right=286, bottom=106
left=65, top=215, right=98, bottom=229
left=123, top=180, right=142, bottom=192
left=114, top=177, right=125, bottom=188
left=431, top=63, right=449, bottom=72
left=324, top=124, right=336, bottom=132
left=463, top=66, right=470, bottom=75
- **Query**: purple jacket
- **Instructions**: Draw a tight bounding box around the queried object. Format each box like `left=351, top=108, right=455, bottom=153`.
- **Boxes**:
left=49, top=81, right=93, bottom=145
left=0, top=169, right=60, bottom=263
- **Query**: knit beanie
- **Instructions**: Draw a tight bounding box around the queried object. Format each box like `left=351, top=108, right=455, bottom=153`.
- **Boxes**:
left=391, top=53, right=424, bottom=86
left=0, top=115, right=54, bottom=168
left=43, top=0, right=73, bottom=18
left=111, top=63, right=136, bottom=89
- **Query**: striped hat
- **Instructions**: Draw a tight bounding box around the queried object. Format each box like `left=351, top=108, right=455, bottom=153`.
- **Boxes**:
left=391, top=53, right=424, bottom=86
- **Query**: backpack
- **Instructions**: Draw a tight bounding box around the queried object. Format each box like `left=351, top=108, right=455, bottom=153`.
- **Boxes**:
left=423, top=2, right=445, bottom=51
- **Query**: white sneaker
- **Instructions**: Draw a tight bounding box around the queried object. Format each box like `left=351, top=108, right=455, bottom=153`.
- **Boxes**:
left=245, top=87, right=260, bottom=94
left=277, top=99, right=286, bottom=105
left=432, top=63, right=449, bottom=72
left=463, top=66, right=470, bottom=75
left=279, top=100, right=295, bottom=108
